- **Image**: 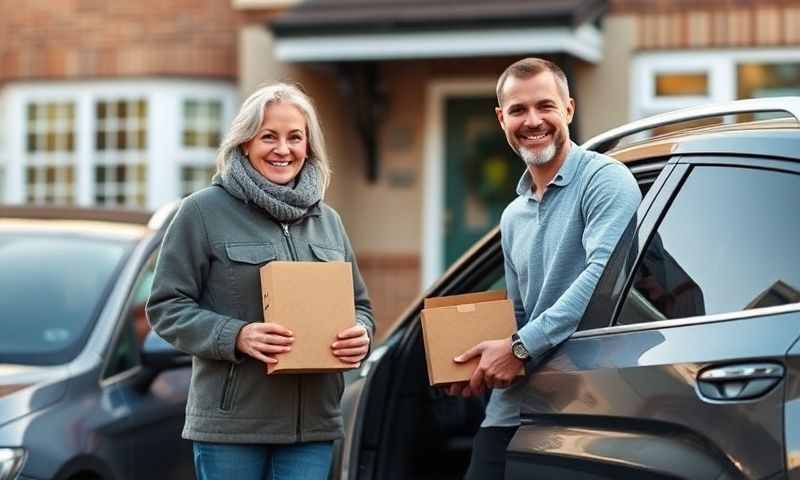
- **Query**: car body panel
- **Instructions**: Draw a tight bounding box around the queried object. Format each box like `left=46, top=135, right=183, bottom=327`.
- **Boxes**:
left=507, top=423, right=736, bottom=479
left=785, top=336, right=800, bottom=480
left=0, top=365, right=69, bottom=428
left=511, top=311, right=798, bottom=479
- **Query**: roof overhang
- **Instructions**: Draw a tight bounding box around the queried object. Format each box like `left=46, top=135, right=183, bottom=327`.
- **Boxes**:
left=273, top=23, right=602, bottom=63
left=269, top=0, right=607, bottom=64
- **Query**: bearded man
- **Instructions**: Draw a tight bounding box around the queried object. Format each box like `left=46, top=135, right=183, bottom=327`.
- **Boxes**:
left=447, top=58, right=642, bottom=479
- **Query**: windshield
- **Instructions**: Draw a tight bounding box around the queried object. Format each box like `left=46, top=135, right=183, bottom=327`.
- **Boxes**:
left=0, top=233, right=132, bottom=365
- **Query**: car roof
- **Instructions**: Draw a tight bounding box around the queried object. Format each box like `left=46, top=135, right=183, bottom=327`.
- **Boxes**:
left=608, top=120, right=800, bottom=164
left=0, top=218, right=150, bottom=241
left=0, top=204, right=179, bottom=242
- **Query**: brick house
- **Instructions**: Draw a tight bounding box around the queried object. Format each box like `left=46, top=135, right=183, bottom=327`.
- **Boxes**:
left=2, top=0, right=799, bottom=338
left=235, top=0, right=800, bottom=336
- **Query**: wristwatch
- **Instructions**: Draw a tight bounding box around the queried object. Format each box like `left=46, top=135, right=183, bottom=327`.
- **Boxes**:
left=511, top=333, right=529, bottom=360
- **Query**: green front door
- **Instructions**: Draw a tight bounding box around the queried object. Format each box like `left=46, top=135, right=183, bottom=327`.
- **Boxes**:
left=444, top=96, right=522, bottom=268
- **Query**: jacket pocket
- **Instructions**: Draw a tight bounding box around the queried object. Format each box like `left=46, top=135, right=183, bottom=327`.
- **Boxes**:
left=225, top=242, right=277, bottom=265
left=309, top=243, right=345, bottom=262
left=219, top=363, right=239, bottom=412
left=224, top=242, right=276, bottom=323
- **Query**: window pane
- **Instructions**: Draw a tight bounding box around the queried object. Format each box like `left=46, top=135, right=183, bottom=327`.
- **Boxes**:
left=0, top=234, right=130, bottom=365
left=655, top=72, right=709, bottom=96
left=24, top=101, right=77, bottom=205
left=180, top=165, right=216, bottom=196
left=94, top=98, right=148, bottom=208
left=182, top=99, right=223, bottom=148
left=738, top=63, right=800, bottom=99
left=618, top=166, right=800, bottom=325
left=104, top=250, right=158, bottom=378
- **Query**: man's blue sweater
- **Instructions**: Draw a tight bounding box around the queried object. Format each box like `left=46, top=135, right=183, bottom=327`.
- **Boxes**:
left=483, top=142, right=641, bottom=427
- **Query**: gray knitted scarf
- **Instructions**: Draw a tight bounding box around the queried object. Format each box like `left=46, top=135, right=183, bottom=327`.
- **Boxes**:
left=213, top=149, right=322, bottom=222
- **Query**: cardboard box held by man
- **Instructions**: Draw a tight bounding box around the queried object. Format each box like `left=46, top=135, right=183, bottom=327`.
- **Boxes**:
left=421, top=290, right=520, bottom=386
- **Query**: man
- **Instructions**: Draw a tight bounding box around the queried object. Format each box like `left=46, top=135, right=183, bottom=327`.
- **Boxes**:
left=448, top=58, right=641, bottom=479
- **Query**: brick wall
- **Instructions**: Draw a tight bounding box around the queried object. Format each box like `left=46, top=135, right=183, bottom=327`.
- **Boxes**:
left=357, top=253, right=420, bottom=342
left=611, top=0, right=800, bottom=49
left=0, top=0, right=250, bottom=82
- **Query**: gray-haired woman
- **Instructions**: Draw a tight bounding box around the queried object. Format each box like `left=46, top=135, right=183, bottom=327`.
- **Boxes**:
left=147, top=83, right=374, bottom=479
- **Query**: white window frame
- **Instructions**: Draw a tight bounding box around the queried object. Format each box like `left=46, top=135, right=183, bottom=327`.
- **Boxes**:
left=422, top=78, right=497, bottom=289
left=177, top=93, right=234, bottom=196
left=632, top=48, right=800, bottom=120
left=1, top=79, right=236, bottom=209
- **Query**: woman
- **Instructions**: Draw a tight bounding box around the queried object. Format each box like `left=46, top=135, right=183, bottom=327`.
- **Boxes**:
left=147, top=83, right=374, bottom=479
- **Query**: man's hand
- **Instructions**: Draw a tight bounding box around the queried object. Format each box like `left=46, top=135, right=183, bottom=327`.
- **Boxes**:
left=236, top=322, right=294, bottom=365
left=452, top=338, right=523, bottom=397
left=332, top=324, right=370, bottom=367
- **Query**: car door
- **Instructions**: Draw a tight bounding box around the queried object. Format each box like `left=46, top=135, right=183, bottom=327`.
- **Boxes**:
left=100, top=248, right=193, bottom=480
left=506, top=158, right=800, bottom=479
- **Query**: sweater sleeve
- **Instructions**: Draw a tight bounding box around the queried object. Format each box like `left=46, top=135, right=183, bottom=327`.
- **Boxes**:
left=147, top=197, right=246, bottom=363
left=517, top=163, right=641, bottom=360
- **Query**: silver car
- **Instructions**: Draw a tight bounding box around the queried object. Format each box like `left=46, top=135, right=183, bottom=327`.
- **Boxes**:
left=0, top=205, right=194, bottom=480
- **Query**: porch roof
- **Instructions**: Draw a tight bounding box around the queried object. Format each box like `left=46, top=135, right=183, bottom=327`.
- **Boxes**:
left=269, top=0, right=607, bottom=63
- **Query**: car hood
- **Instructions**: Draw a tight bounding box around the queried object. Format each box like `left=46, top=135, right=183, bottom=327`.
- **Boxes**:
left=0, top=364, right=69, bottom=428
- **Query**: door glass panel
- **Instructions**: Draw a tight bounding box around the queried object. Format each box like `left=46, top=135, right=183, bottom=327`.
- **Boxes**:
left=618, top=165, right=800, bottom=325
left=444, top=97, right=522, bottom=268
left=104, top=250, right=158, bottom=379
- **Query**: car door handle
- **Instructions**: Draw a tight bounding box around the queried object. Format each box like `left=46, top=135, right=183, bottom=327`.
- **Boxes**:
left=696, top=363, right=784, bottom=401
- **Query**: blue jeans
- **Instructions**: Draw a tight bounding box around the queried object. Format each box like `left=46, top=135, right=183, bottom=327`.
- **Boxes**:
left=193, top=441, right=334, bottom=480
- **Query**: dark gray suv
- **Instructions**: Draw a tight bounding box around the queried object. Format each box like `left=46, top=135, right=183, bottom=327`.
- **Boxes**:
left=0, top=205, right=194, bottom=480
left=336, top=98, right=800, bottom=480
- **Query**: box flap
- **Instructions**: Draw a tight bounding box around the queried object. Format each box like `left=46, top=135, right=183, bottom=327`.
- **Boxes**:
left=424, top=290, right=506, bottom=309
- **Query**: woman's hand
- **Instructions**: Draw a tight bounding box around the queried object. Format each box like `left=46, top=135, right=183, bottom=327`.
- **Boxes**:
left=331, top=325, right=370, bottom=367
left=235, top=322, right=294, bottom=365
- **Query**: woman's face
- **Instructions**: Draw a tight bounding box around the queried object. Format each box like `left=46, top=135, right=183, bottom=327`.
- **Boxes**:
left=243, top=102, right=308, bottom=185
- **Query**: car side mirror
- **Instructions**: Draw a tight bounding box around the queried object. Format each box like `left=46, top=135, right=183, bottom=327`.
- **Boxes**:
left=141, top=330, right=191, bottom=372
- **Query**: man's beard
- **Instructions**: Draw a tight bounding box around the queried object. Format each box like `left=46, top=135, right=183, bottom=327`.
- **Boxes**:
left=520, top=141, right=557, bottom=167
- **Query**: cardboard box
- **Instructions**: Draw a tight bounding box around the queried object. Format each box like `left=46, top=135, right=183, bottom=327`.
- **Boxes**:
left=259, top=261, right=355, bottom=374
left=420, top=290, right=519, bottom=386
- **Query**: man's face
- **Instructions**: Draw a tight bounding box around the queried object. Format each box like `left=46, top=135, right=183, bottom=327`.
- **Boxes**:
left=495, top=72, right=575, bottom=167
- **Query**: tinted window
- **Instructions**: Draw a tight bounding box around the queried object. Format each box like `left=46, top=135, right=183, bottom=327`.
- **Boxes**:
left=0, top=234, right=131, bottom=364
left=104, top=250, right=157, bottom=379
left=618, top=166, right=800, bottom=325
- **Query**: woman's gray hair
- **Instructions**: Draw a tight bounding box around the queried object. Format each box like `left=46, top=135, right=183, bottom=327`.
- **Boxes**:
left=216, top=83, right=331, bottom=196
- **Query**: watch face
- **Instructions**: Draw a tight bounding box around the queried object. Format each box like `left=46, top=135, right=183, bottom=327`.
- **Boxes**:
left=512, top=342, right=528, bottom=359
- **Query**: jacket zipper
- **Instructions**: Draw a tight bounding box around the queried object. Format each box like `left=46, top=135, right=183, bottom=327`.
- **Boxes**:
left=220, top=363, right=237, bottom=411
left=280, top=222, right=303, bottom=441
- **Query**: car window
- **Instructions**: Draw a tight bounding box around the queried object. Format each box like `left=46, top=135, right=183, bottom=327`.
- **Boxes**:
left=617, top=165, right=800, bottom=325
left=0, top=234, right=131, bottom=365
left=104, top=249, right=158, bottom=379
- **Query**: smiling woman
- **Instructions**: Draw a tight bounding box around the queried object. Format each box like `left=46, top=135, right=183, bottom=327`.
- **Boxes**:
left=147, top=82, right=375, bottom=480
left=242, top=102, right=308, bottom=186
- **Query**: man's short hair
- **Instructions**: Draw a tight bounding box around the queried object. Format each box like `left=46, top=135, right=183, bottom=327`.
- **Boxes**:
left=496, top=58, right=570, bottom=106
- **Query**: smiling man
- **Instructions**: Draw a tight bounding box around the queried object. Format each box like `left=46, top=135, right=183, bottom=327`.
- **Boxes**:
left=449, top=58, right=641, bottom=479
